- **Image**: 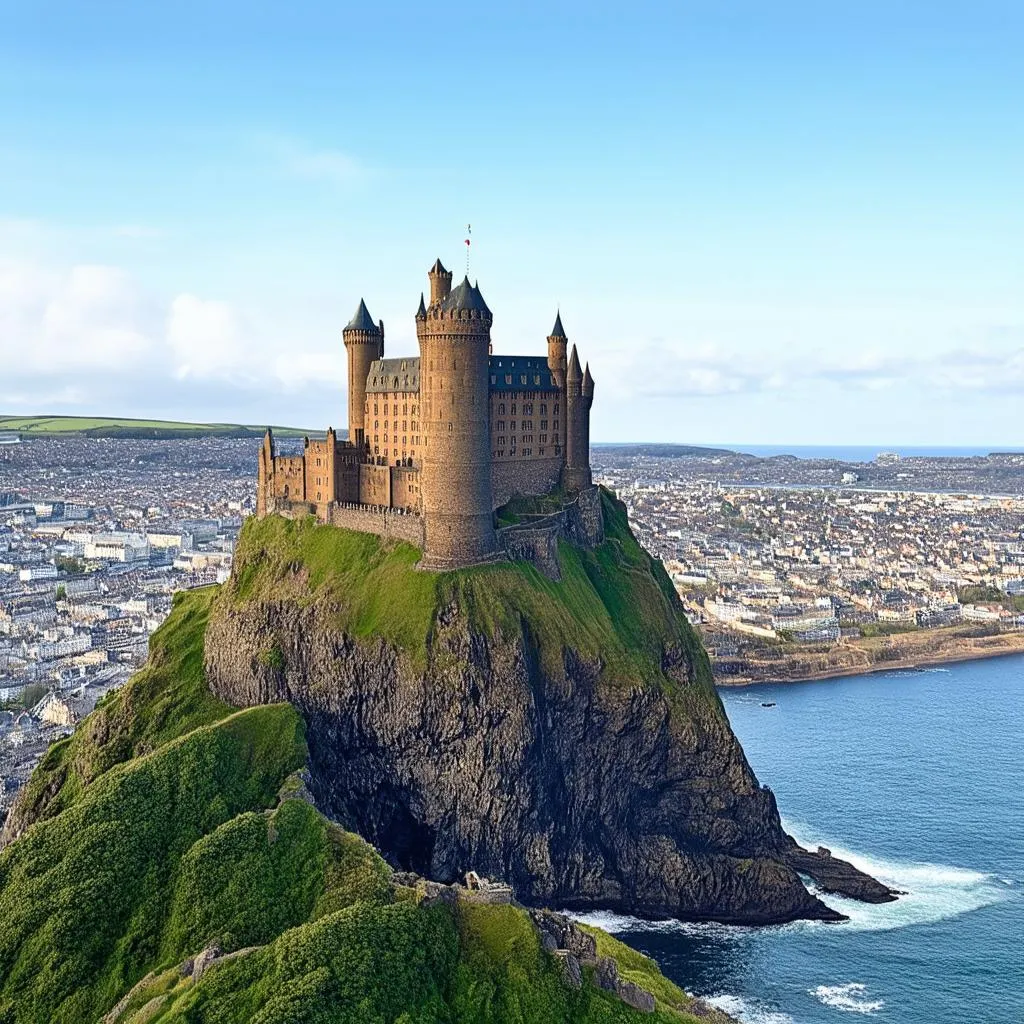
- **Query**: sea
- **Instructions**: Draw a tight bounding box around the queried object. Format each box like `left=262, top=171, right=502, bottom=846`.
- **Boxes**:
left=576, top=656, right=1024, bottom=1023
left=729, top=445, right=1014, bottom=462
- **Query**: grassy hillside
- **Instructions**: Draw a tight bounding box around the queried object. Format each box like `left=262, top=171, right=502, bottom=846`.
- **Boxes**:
left=226, top=488, right=716, bottom=696
left=0, top=415, right=315, bottom=439
left=0, top=589, right=720, bottom=1024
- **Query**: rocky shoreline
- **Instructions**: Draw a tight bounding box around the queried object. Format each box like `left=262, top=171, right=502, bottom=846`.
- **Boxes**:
left=716, top=630, right=1024, bottom=688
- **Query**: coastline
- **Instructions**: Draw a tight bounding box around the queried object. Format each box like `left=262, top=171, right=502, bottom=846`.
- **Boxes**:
left=715, top=630, right=1024, bottom=687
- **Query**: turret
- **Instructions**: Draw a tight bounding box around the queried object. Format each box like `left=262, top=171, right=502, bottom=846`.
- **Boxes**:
left=342, top=299, right=384, bottom=449
left=547, top=311, right=568, bottom=389
left=427, top=258, right=453, bottom=306
left=416, top=272, right=499, bottom=568
left=563, top=344, right=591, bottom=491
left=256, top=428, right=275, bottom=516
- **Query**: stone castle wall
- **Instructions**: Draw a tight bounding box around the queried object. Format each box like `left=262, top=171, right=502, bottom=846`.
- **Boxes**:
left=491, top=458, right=564, bottom=511
left=271, top=499, right=424, bottom=548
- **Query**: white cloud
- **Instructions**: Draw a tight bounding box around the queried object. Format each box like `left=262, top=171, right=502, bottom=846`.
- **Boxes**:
left=167, top=293, right=247, bottom=381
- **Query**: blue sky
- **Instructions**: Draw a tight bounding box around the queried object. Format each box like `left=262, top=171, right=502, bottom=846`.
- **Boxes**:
left=1, top=0, right=1022, bottom=446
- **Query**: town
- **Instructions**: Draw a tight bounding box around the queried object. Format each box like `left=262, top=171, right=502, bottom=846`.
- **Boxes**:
left=3, top=431, right=1023, bottom=821
left=594, top=446, right=1024, bottom=682
left=0, top=432, right=253, bottom=817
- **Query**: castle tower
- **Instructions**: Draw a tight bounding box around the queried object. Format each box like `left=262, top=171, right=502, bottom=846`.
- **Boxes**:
left=582, top=362, right=595, bottom=483
left=256, top=428, right=275, bottom=516
left=547, top=311, right=568, bottom=388
left=547, top=311, right=569, bottom=462
left=428, top=258, right=453, bottom=306
left=342, top=299, right=384, bottom=448
left=563, top=344, right=591, bottom=491
left=416, top=271, right=499, bottom=568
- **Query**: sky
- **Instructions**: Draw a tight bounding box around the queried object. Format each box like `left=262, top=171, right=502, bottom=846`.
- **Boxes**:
left=1, top=0, right=1022, bottom=447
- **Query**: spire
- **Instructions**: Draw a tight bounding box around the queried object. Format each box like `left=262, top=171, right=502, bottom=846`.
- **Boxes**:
left=549, top=311, right=567, bottom=339
left=345, top=298, right=378, bottom=332
left=429, top=257, right=448, bottom=276
left=416, top=292, right=427, bottom=319
left=567, top=344, right=583, bottom=383
left=583, top=362, right=594, bottom=395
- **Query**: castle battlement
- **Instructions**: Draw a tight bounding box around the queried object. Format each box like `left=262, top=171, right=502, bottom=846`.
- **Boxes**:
left=256, top=257, right=595, bottom=569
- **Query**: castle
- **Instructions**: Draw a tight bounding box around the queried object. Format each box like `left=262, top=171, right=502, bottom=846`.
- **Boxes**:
left=256, top=258, right=595, bottom=569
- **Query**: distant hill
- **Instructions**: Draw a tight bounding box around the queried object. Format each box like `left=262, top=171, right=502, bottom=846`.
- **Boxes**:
left=0, top=415, right=323, bottom=441
left=593, top=442, right=737, bottom=459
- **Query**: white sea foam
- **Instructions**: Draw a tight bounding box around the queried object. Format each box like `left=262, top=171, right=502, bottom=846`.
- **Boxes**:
left=706, top=992, right=795, bottom=1024
left=810, top=983, right=884, bottom=1014
left=783, top=821, right=1009, bottom=932
left=570, top=830, right=1009, bottom=940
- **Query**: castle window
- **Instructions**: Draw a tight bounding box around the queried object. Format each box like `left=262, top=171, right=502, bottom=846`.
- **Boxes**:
left=374, top=403, right=379, bottom=415
left=498, top=403, right=505, bottom=415
left=510, top=436, right=517, bottom=446
left=520, top=374, right=527, bottom=385
left=448, top=422, right=453, bottom=432
left=504, top=374, right=512, bottom=385
left=534, top=375, right=541, bottom=385
left=403, top=403, right=408, bottom=414
left=523, top=448, right=532, bottom=457
left=401, top=360, right=407, bottom=371
left=540, top=403, right=547, bottom=415
left=490, top=375, right=496, bottom=384
left=510, top=446, right=516, bottom=455
left=540, top=420, right=548, bottom=430
left=553, top=419, right=559, bottom=430
left=384, top=403, right=388, bottom=414
left=498, top=450, right=505, bottom=458
left=497, top=421, right=505, bottom=431
left=539, top=447, right=545, bottom=455
left=540, top=433, right=548, bottom=443
left=511, top=403, right=517, bottom=414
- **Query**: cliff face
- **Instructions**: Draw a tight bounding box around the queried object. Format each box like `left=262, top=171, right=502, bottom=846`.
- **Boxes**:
left=204, top=492, right=891, bottom=925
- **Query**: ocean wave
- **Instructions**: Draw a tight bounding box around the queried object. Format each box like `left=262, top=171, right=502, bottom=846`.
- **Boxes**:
left=706, top=992, right=795, bottom=1024
left=784, top=821, right=1008, bottom=932
left=567, top=909, right=742, bottom=940
left=810, top=983, right=884, bottom=1014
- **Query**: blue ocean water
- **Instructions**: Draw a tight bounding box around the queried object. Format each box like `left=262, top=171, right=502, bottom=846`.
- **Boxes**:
left=731, top=445, right=1013, bottom=462
left=578, top=657, right=1024, bottom=1023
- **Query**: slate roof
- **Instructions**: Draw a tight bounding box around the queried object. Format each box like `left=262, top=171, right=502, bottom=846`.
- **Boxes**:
left=441, top=276, right=492, bottom=316
left=550, top=312, right=567, bottom=339
left=367, top=358, right=420, bottom=394
left=345, top=299, right=379, bottom=332
left=488, top=355, right=559, bottom=393
left=362, top=354, right=559, bottom=394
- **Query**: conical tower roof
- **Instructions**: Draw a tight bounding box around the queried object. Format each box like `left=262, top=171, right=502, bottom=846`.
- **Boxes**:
left=429, top=258, right=449, bottom=276
left=442, top=275, right=492, bottom=316
left=567, top=344, right=583, bottom=382
left=583, top=362, right=594, bottom=394
left=345, top=298, right=378, bottom=332
left=416, top=292, right=427, bottom=319
left=549, top=311, right=567, bottom=339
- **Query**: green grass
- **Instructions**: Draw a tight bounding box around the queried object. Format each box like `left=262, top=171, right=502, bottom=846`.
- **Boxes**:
left=10, top=587, right=232, bottom=828
left=0, top=585, right=715, bottom=1024
left=227, top=489, right=717, bottom=699
left=0, top=415, right=313, bottom=438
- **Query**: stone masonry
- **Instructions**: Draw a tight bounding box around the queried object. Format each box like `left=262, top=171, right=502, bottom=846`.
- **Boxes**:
left=256, top=257, right=596, bottom=569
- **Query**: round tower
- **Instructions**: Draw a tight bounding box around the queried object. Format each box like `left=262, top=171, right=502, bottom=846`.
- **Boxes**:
left=342, top=299, right=384, bottom=448
left=416, top=272, right=499, bottom=568
left=547, top=311, right=567, bottom=388
left=563, top=343, right=591, bottom=491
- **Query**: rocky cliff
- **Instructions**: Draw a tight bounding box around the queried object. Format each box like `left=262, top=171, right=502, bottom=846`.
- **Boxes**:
left=204, top=489, right=892, bottom=925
